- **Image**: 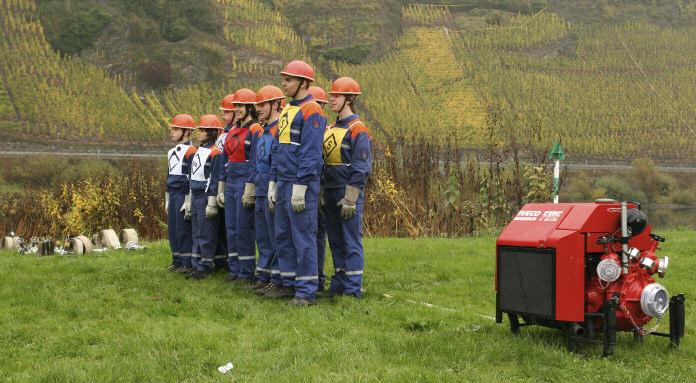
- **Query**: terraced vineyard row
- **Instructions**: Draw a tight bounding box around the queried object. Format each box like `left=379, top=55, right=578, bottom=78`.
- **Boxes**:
left=451, top=14, right=696, bottom=159
left=0, top=0, right=163, bottom=143
left=334, top=27, right=486, bottom=146
left=336, top=4, right=696, bottom=159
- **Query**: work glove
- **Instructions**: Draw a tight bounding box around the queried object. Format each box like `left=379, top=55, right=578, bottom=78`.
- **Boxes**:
left=338, top=185, right=360, bottom=220
left=242, top=183, right=256, bottom=209
left=216, top=181, right=226, bottom=207
left=165, top=192, right=169, bottom=213
left=205, top=196, right=218, bottom=219
left=181, top=194, right=192, bottom=220
left=268, top=181, right=277, bottom=213
left=291, top=184, right=308, bottom=212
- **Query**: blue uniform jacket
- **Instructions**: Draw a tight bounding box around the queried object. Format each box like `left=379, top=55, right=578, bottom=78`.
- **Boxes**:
left=271, top=94, right=326, bottom=185
left=252, top=119, right=278, bottom=196
left=322, top=114, right=373, bottom=189
left=166, top=141, right=196, bottom=193
left=189, top=141, right=225, bottom=196
left=222, top=120, right=262, bottom=183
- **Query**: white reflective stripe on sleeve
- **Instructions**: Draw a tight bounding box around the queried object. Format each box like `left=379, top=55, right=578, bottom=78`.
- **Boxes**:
left=270, top=269, right=281, bottom=274
left=345, top=270, right=364, bottom=276
left=228, top=253, right=238, bottom=258
left=172, top=252, right=180, bottom=256
left=238, top=256, right=256, bottom=260
left=340, top=144, right=350, bottom=149
left=335, top=268, right=346, bottom=273
left=290, top=142, right=300, bottom=146
left=191, top=254, right=201, bottom=259
left=290, top=129, right=300, bottom=134
left=280, top=272, right=297, bottom=277
left=296, top=276, right=319, bottom=281
left=214, top=254, right=226, bottom=259
left=180, top=253, right=191, bottom=258
left=256, top=267, right=271, bottom=273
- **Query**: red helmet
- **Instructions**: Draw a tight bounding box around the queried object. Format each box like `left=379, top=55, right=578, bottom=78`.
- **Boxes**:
left=329, top=77, right=362, bottom=95
left=233, top=88, right=257, bottom=105
left=219, top=94, right=236, bottom=111
left=169, top=114, right=196, bottom=129
left=256, top=85, right=285, bottom=104
left=280, top=60, right=315, bottom=82
left=307, top=86, right=328, bottom=104
left=198, top=114, right=224, bottom=130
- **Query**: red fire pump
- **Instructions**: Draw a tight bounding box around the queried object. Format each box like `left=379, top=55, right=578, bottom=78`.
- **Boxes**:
left=495, top=201, right=685, bottom=356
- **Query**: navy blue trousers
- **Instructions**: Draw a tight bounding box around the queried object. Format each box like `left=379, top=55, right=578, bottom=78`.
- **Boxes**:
left=167, top=191, right=192, bottom=267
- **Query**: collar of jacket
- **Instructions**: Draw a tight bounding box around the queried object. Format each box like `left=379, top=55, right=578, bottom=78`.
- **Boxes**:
left=335, top=113, right=359, bottom=127
left=242, top=119, right=258, bottom=129
left=264, top=119, right=278, bottom=132
left=290, top=94, right=313, bottom=106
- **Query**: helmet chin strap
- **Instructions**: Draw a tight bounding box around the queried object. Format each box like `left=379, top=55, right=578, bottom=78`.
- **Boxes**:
left=261, top=102, right=270, bottom=123
left=338, top=97, right=348, bottom=115
left=292, top=79, right=304, bottom=100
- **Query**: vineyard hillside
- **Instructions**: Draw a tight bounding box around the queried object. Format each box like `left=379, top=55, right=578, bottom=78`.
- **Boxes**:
left=0, top=0, right=325, bottom=148
left=2, top=0, right=696, bottom=161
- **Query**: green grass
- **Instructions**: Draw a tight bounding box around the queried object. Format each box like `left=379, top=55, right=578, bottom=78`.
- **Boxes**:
left=1, top=234, right=695, bottom=382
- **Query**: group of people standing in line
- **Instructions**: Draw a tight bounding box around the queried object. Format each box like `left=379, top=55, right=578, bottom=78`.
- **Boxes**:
left=164, top=60, right=372, bottom=306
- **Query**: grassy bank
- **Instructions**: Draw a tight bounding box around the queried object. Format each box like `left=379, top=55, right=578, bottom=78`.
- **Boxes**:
left=0, top=235, right=694, bottom=381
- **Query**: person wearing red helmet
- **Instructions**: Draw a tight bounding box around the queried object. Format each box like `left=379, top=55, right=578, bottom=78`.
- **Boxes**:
left=267, top=60, right=326, bottom=305
left=166, top=114, right=197, bottom=273
left=187, top=114, right=226, bottom=279
left=221, top=88, right=264, bottom=284
left=307, top=85, right=329, bottom=291
left=213, top=94, right=237, bottom=270
left=249, top=85, right=285, bottom=295
left=217, top=93, right=238, bottom=151
left=323, top=77, right=372, bottom=298
left=307, top=85, right=328, bottom=105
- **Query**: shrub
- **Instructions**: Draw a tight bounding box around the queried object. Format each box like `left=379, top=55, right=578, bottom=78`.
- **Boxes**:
left=136, top=59, right=173, bottom=88
left=38, top=2, right=111, bottom=55
left=160, top=16, right=190, bottom=42
left=670, top=189, right=696, bottom=206
left=320, top=44, right=371, bottom=64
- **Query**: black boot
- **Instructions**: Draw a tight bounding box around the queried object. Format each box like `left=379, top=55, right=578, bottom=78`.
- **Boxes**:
left=288, top=297, right=316, bottom=306
left=264, top=285, right=294, bottom=299
left=254, top=282, right=275, bottom=296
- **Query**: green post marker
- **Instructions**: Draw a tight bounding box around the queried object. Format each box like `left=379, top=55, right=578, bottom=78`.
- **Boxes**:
left=548, top=141, right=565, bottom=203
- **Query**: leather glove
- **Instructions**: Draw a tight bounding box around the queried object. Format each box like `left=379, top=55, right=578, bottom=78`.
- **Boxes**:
left=268, top=181, right=277, bottom=213
left=291, top=184, right=307, bottom=212
left=181, top=194, right=192, bottom=220
left=338, top=185, right=360, bottom=220
left=205, top=196, right=218, bottom=219
left=242, top=183, right=256, bottom=209
left=216, top=181, right=225, bottom=207
left=165, top=192, right=169, bottom=213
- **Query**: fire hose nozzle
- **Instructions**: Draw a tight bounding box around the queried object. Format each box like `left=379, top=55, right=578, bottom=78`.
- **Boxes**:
left=625, top=247, right=641, bottom=261
left=640, top=257, right=654, bottom=271
left=657, top=256, right=669, bottom=278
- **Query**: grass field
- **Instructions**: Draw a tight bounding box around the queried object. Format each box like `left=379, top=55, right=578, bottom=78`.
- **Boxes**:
left=1, top=235, right=694, bottom=382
